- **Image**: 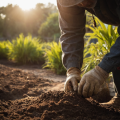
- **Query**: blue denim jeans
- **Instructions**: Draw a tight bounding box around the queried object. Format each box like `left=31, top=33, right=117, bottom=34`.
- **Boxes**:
left=98, top=26, right=120, bottom=96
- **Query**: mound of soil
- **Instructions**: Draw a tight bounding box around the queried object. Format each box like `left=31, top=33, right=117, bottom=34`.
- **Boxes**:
left=0, top=64, right=120, bottom=120
left=0, top=64, right=59, bottom=101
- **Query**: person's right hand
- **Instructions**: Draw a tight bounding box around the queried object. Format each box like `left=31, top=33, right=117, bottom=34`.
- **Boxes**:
left=78, top=66, right=109, bottom=98
left=64, top=67, right=81, bottom=92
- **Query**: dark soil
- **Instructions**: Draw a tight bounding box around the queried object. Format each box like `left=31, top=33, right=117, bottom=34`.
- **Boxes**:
left=0, top=64, right=120, bottom=120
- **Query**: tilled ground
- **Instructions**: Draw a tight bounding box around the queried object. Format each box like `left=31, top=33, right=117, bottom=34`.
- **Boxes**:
left=0, top=64, right=120, bottom=120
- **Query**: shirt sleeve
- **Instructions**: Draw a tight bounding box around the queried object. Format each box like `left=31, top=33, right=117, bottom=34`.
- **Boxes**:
left=57, top=1, right=86, bottom=70
left=98, top=34, right=120, bottom=73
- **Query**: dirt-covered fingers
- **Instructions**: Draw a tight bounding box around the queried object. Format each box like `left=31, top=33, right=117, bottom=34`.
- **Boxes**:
left=93, top=82, right=100, bottom=95
left=78, top=78, right=100, bottom=97
left=87, top=82, right=95, bottom=97
left=64, top=80, right=73, bottom=92
left=64, top=78, right=79, bottom=92
left=78, top=77, right=86, bottom=96
left=81, top=82, right=90, bottom=98
left=79, top=82, right=95, bottom=98
left=71, top=78, right=79, bottom=92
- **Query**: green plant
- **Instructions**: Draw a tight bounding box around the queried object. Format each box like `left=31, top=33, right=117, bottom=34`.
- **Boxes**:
left=0, top=41, right=11, bottom=59
left=82, top=17, right=119, bottom=77
left=43, top=41, right=66, bottom=75
left=38, top=13, right=60, bottom=41
left=8, top=33, right=45, bottom=64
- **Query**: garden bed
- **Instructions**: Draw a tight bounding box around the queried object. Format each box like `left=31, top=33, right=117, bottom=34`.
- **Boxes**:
left=0, top=64, right=120, bottom=120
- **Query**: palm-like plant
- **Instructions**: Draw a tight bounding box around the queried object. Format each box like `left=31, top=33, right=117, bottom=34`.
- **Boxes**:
left=43, top=41, right=66, bottom=75
left=9, top=34, right=44, bottom=64
left=0, top=41, right=11, bottom=59
left=82, top=17, right=119, bottom=77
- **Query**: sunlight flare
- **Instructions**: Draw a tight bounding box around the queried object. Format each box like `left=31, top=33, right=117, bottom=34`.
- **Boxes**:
left=0, top=0, right=57, bottom=11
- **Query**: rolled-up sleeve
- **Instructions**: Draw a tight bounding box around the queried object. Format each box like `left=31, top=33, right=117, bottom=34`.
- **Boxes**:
left=57, top=0, right=86, bottom=70
left=98, top=32, right=120, bottom=73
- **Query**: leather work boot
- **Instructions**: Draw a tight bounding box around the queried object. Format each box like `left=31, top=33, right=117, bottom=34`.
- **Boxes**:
left=100, top=93, right=120, bottom=109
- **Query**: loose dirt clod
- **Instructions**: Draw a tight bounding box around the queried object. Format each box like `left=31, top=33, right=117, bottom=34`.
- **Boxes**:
left=0, top=64, right=120, bottom=120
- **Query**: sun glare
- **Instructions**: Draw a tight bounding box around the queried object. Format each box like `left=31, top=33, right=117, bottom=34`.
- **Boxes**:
left=0, top=0, right=57, bottom=11
left=17, top=1, right=36, bottom=11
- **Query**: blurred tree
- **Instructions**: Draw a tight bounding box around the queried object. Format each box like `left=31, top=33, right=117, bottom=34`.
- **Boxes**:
left=35, top=3, right=58, bottom=34
left=0, top=3, right=58, bottom=40
left=38, top=13, right=60, bottom=42
left=0, top=14, right=4, bottom=37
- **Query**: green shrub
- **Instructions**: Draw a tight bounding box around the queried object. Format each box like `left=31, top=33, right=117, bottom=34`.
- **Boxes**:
left=9, top=34, right=45, bottom=64
left=43, top=41, right=66, bottom=75
left=0, top=41, right=10, bottom=59
left=82, top=17, right=119, bottom=78
left=38, top=13, right=60, bottom=41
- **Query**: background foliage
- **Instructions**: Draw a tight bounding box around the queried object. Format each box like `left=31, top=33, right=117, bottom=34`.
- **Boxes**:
left=0, top=4, right=119, bottom=76
left=0, top=34, right=66, bottom=74
left=43, top=41, right=66, bottom=75
left=0, top=3, right=58, bottom=40
left=82, top=17, right=119, bottom=78
left=8, top=34, right=45, bottom=64
left=0, top=41, right=10, bottom=59
left=38, top=13, right=60, bottom=42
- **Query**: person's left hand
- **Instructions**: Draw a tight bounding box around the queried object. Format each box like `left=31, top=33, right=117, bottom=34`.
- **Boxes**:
left=78, top=66, right=109, bottom=98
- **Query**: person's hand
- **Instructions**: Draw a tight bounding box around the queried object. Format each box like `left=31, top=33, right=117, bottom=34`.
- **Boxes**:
left=78, top=66, right=109, bottom=98
left=64, top=67, right=81, bottom=92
